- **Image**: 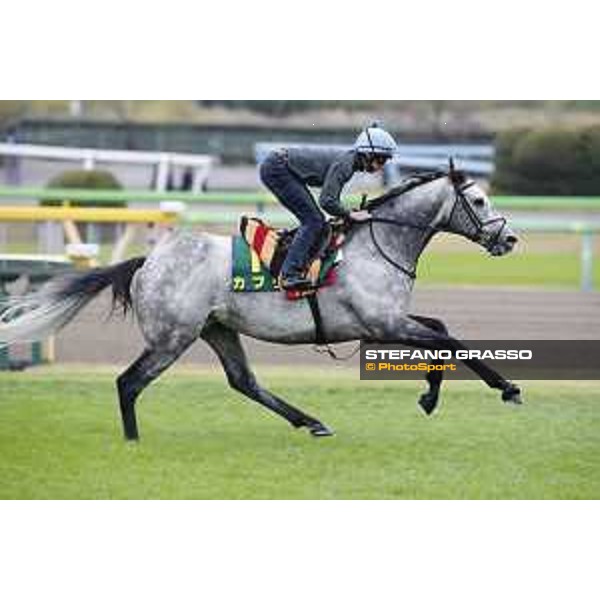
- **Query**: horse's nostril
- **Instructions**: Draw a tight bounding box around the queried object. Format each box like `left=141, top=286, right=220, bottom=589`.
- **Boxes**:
left=506, top=235, right=518, bottom=245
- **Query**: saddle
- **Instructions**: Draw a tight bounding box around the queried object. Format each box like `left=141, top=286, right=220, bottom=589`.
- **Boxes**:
left=232, top=216, right=346, bottom=300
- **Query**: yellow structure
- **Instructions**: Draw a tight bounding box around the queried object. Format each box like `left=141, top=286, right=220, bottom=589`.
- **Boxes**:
left=0, top=203, right=184, bottom=264
left=0, top=205, right=179, bottom=224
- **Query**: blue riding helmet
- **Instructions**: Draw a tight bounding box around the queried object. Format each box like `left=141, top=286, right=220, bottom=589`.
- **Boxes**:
left=353, top=123, right=398, bottom=159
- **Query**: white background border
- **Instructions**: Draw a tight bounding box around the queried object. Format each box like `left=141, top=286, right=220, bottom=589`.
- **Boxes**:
left=1, top=1, right=598, bottom=598
left=1, top=502, right=597, bottom=599
left=2, top=0, right=599, bottom=99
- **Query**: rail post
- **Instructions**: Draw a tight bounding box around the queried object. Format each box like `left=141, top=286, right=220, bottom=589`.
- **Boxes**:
left=581, top=230, right=595, bottom=292
left=0, top=280, right=8, bottom=369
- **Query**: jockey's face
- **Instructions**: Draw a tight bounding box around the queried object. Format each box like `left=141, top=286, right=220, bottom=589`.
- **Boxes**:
left=365, top=155, right=388, bottom=173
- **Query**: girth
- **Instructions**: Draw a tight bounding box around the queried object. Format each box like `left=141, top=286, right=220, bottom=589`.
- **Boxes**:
left=306, top=294, right=327, bottom=345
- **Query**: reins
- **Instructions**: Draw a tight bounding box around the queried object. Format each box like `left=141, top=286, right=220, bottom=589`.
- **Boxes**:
left=356, top=169, right=507, bottom=277
left=310, top=167, right=502, bottom=360
left=356, top=171, right=448, bottom=280
left=310, top=172, right=448, bottom=360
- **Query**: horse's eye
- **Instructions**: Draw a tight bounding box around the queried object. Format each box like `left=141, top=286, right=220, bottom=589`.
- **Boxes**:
left=473, top=198, right=485, bottom=208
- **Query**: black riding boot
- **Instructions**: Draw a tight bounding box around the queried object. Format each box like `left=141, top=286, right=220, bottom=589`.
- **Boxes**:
left=280, top=223, right=323, bottom=290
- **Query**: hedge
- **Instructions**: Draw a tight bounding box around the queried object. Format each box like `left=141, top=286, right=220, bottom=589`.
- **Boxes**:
left=43, top=169, right=124, bottom=207
left=42, top=169, right=124, bottom=243
left=492, top=125, right=600, bottom=195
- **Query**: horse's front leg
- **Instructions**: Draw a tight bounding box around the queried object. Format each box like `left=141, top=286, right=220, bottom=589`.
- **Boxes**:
left=409, top=314, right=450, bottom=415
left=374, top=316, right=522, bottom=410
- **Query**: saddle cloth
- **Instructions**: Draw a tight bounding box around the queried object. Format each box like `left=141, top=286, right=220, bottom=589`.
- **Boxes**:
left=231, top=216, right=344, bottom=299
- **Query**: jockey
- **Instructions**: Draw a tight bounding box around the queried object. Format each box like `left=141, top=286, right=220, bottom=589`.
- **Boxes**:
left=260, top=123, right=398, bottom=291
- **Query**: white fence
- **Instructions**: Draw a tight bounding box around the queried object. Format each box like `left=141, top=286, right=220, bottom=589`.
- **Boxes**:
left=254, top=142, right=495, bottom=181
left=0, top=143, right=217, bottom=192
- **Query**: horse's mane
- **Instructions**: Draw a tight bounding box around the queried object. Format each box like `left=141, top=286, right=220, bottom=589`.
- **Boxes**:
left=365, top=170, right=448, bottom=211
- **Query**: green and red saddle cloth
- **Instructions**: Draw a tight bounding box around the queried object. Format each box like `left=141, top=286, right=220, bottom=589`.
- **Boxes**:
left=232, top=217, right=343, bottom=299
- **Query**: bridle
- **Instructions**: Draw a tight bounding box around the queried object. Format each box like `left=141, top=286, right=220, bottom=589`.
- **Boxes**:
left=357, top=167, right=508, bottom=279
left=447, top=179, right=508, bottom=249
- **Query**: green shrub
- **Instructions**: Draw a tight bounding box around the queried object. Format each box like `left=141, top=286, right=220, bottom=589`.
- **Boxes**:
left=43, top=169, right=125, bottom=244
left=492, top=126, right=600, bottom=195
left=43, top=169, right=124, bottom=207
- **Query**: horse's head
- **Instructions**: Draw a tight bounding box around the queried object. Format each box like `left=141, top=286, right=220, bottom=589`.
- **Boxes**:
left=438, top=160, right=517, bottom=256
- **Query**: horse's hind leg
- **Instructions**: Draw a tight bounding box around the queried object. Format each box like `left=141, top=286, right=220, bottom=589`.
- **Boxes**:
left=116, top=340, right=193, bottom=441
left=410, top=314, right=449, bottom=415
left=201, top=321, right=333, bottom=437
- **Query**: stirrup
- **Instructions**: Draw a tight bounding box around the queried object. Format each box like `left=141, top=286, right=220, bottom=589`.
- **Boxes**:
left=280, top=274, right=313, bottom=291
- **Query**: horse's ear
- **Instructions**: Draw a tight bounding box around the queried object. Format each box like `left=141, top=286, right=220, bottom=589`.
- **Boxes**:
left=448, top=157, right=465, bottom=185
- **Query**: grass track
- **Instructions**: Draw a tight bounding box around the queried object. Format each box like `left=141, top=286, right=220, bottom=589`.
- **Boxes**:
left=3, top=235, right=600, bottom=289
left=0, top=368, right=598, bottom=499
left=419, top=251, right=600, bottom=288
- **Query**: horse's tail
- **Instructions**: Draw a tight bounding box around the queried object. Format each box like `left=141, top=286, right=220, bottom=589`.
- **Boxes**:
left=0, top=257, right=146, bottom=348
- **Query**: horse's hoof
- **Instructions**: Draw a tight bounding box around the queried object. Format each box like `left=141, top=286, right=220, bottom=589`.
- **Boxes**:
left=309, top=423, right=335, bottom=437
left=418, top=393, right=438, bottom=416
left=502, top=384, right=523, bottom=405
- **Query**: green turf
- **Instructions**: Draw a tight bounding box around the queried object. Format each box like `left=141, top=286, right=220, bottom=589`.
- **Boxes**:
left=0, top=368, right=597, bottom=499
left=3, top=244, right=596, bottom=289
left=3, top=234, right=598, bottom=289
left=419, top=251, right=599, bottom=289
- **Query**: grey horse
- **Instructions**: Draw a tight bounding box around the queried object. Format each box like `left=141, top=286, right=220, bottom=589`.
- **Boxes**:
left=0, top=167, right=521, bottom=440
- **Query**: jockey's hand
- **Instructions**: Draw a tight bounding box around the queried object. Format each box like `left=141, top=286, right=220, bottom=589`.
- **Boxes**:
left=349, top=209, right=372, bottom=223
